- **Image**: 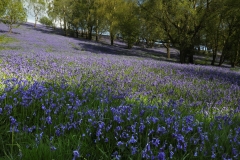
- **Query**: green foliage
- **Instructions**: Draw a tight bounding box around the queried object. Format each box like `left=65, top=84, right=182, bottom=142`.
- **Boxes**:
left=39, top=16, right=53, bottom=27
left=0, top=35, right=18, bottom=44
left=117, top=1, right=140, bottom=48
left=27, top=0, right=46, bottom=28
left=0, top=0, right=9, bottom=16
left=1, top=0, right=27, bottom=33
left=0, top=34, right=18, bottom=50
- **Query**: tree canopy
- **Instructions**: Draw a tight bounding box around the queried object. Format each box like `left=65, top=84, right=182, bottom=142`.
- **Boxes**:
left=0, top=0, right=27, bottom=33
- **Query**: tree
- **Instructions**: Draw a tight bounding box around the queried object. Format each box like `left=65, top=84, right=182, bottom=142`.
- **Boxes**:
left=27, top=0, right=46, bottom=28
left=140, top=0, right=214, bottom=64
left=203, top=0, right=225, bottom=65
left=139, top=0, right=166, bottom=48
left=98, top=0, right=123, bottom=45
left=217, top=0, right=240, bottom=67
left=1, top=0, right=27, bottom=33
left=39, top=16, right=53, bottom=27
left=117, top=0, right=141, bottom=49
left=0, top=0, right=9, bottom=17
left=48, top=0, right=72, bottom=36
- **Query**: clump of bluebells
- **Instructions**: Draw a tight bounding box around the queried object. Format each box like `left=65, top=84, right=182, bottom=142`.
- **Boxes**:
left=0, top=79, right=240, bottom=160
left=0, top=23, right=240, bottom=159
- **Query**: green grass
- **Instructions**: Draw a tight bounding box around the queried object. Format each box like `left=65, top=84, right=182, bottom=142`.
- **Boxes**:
left=0, top=35, right=18, bottom=44
left=0, top=34, right=19, bottom=50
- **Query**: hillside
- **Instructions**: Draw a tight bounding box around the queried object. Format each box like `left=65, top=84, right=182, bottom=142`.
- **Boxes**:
left=0, top=23, right=240, bottom=160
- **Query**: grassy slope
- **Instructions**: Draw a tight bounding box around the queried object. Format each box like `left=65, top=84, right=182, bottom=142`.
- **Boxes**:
left=0, top=23, right=240, bottom=160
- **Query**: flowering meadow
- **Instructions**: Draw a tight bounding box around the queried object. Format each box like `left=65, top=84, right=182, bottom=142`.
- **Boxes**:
left=0, top=23, right=240, bottom=160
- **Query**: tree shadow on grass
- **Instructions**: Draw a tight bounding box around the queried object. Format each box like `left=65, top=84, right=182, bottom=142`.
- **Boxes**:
left=0, top=30, right=20, bottom=35
left=77, top=40, right=180, bottom=63
left=22, top=23, right=65, bottom=35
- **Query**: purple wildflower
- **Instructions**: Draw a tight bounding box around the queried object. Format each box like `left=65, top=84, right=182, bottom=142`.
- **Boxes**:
left=46, top=116, right=52, bottom=124
left=158, top=151, right=166, bottom=160
left=73, top=150, right=80, bottom=160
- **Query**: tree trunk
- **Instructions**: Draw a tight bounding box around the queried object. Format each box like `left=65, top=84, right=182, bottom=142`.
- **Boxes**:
left=180, top=49, right=186, bottom=63
left=96, top=20, right=99, bottom=42
left=231, top=62, right=235, bottom=68
left=9, top=26, right=12, bottom=33
left=188, top=53, right=194, bottom=64
left=180, top=45, right=194, bottom=64
left=88, top=26, right=92, bottom=40
left=163, top=41, right=170, bottom=59
left=111, top=37, right=114, bottom=46
left=211, top=53, right=217, bottom=65
left=34, top=16, right=38, bottom=28
left=110, top=32, right=114, bottom=45
left=81, top=29, right=84, bottom=37
left=218, top=54, right=225, bottom=66
left=75, top=29, right=78, bottom=38
left=188, top=45, right=194, bottom=64
left=167, top=45, right=170, bottom=59
left=219, top=41, right=230, bottom=66
left=64, top=19, right=67, bottom=36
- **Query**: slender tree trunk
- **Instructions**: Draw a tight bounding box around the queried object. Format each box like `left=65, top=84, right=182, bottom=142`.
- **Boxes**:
left=9, top=26, right=12, bottom=33
left=180, top=49, right=186, bottom=63
left=81, top=29, right=84, bottom=37
left=163, top=40, right=170, bottom=59
left=110, top=32, right=114, bottom=45
left=188, top=45, right=194, bottom=64
left=96, top=20, right=99, bottom=42
left=219, top=40, right=231, bottom=66
left=88, top=26, right=92, bottom=40
left=189, top=53, right=194, bottom=64
left=211, top=53, right=217, bottom=65
left=75, top=29, right=78, bottom=38
left=167, top=44, right=170, bottom=59
left=64, top=18, right=67, bottom=36
left=34, top=16, right=38, bottom=28
left=211, top=44, right=218, bottom=65
left=219, top=53, right=225, bottom=66
left=63, top=7, right=67, bottom=36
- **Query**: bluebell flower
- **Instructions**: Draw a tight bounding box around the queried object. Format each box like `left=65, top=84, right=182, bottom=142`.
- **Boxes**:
left=170, top=151, right=174, bottom=159
left=112, top=151, right=121, bottom=160
left=151, top=138, right=160, bottom=147
left=131, top=146, right=138, bottom=155
left=139, top=122, right=145, bottom=133
left=131, top=123, right=137, bottom=133
left=46, top=116, right=52, bottom=124
left=193, top=147, right=198, bottom=157
left=9, top=116, right=17, bottom=125
left=96, top=129, right=102, bottom=137
left=121, top=132, right=129, bottom=139
left=42, top=105, right=46, bottom=110
left=158, top=151, right=166, bottom=160
left=73, top=150, right=80, bottom=160
left=157, top=125, right=166, bottom=134
left=128, top=135, right=137, bottom=144
left=5, top=105, right=13, bottom=115
left=232, top=147, right=238, bottom=157
left=117, top=141, right=124, bottom=147
left=211, top=151, right=216, bottom=159
left=50, top=146, right=57, bottom=151
left=98, top=121, right=105, bottom=129
left=114, top=115, right=123, bottom=124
